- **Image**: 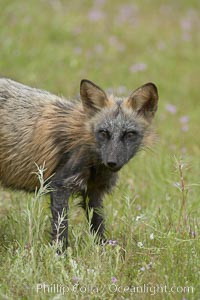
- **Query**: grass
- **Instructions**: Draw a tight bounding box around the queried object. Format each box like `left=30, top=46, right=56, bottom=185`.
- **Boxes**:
left=0, top=0, right=199, bottom=299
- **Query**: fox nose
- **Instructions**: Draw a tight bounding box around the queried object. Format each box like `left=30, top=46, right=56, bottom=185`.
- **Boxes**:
left=107, top=161, right=117, bottom=169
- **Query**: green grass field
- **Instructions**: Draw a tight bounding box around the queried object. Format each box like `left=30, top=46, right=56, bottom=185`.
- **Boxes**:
left=0, top=1, right=199, bottom=299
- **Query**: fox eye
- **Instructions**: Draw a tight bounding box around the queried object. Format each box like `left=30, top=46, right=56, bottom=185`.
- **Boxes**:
left=125, top=131, right=137, bottom=139
left=98, top=130, right=109, bottom=140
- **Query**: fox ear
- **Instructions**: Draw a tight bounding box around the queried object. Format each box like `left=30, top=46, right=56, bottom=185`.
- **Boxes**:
left=126, top=82, right=158, bottom=122
left=80, top=79, right=108, bottom=115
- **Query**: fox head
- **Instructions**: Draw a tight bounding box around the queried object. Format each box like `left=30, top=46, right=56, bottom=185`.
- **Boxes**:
left=80, top=79, right=158, bottom=172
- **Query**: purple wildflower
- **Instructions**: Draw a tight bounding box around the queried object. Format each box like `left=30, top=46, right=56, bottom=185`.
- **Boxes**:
left=180, top=17, right=192, bottom=42
left=181, top=147, right=187, bottom=154
left=88, top=9, right=104, bottom=22
left=157, top=41, right=166, bottom=51
left=111, top=277, right=117, bottom=283
left=108, top=240, right=117, bottom=246
left=181, top=125, right=189, bottom=132
left=165, top=103, right=177, bottom=114
left=180, top=115, right=189, bottom=124
left=108, top=36, right=125, bottom=52
left=72, top=276, right=79, bottom=283
left=129, top=62, right=147, bottom=73
left=74, top=47, right=82, bottom=55
left=180, top=18, right=192, bottom=31
left=117, top=4, right=137, bottom=22
left=190, top=231, right=196, bottom=238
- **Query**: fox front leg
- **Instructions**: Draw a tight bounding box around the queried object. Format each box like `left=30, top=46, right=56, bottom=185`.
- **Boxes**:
left=82, top=166, right=118, bottom=242
left=50, top=157, right=74, bottom=250
left=82, top=189, right=106, bottom=242
left=50, top=180, right=70, bottom=250
left=50, top=151, right=90, bottom=249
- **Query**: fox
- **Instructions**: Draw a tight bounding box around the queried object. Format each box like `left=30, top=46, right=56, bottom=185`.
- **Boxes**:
left=0, top=78, right=158, bottom=249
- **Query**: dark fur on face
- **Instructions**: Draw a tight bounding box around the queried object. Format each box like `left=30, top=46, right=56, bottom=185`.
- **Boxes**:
left=92, top=106, right=144, bottom=171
